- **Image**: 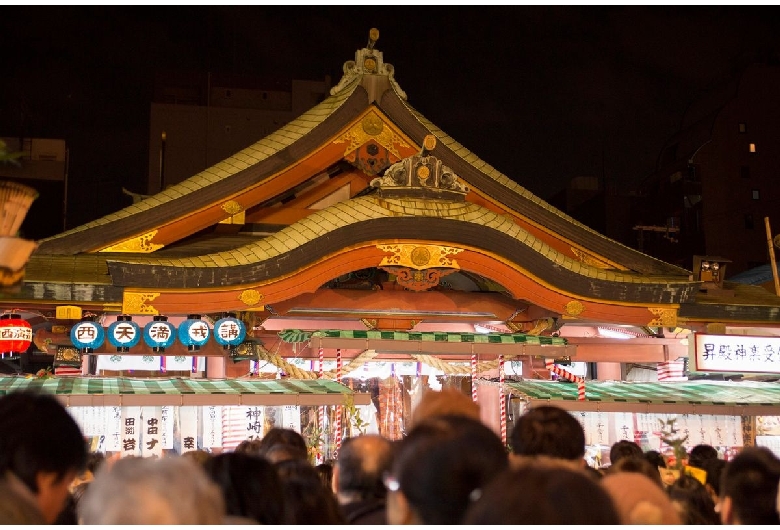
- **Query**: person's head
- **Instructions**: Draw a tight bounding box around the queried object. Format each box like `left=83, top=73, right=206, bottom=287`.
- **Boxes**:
left=275, top=458, right=345, bottom=524
left=386, top=414, right=508, bottom=525
left=316, top=462, right=334, bottom=491
left=333, top=434, right=394, bottom=504
left=702, top=457, right=727, bottom=506
left=687, top=443, right=719, bottom=469
left=181, top=449, right=213, bottom=468
left=719, top=446, right=780, bottom=524
left=609, top=439, right=643, bottom=466
left=78, top=456, right=225, bottom=524
left=257, top=428, right=308, bottom=462
left=509, top=405, right=585, bottom=464
left=668, top=473, right=719, bottom=524
left=463, top=459, right=621, bottom=524
left=601, top=471, right=682, bottom=524
left=410, top=388, right=481, bottom=428
left=0, top=391, right=88, bottom=523
left=606, top=455, right=663, bottom=488
left=644, top=449, right=667, bottom=469
left=203, top=452, right=286, bottom=524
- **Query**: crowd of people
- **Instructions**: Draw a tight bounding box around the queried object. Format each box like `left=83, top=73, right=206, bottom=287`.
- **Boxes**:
left=1, top=388, right=780, bottom=524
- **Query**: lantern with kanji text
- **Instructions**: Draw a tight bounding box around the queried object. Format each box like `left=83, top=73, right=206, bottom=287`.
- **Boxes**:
left=143, top=315, right=176, bottom=352
left=178, top=314, right=210, bottom=351
left=70, top=317, right=105, bottom=353
left=0, top=312, right=33, bottom=358
left=107, top=315, right=141, bottom=352
left=213, top=313, right=246, bottom=349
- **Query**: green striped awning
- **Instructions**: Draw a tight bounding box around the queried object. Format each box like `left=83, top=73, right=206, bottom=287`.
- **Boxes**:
left=280, top=329, right=570, bottom=356
left=505, top=380, right=780, bottom=415
left=0, top=377, right=370, bottom=407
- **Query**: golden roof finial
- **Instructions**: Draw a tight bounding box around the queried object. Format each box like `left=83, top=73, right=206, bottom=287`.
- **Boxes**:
left=368, top=28, right=379, bottom=50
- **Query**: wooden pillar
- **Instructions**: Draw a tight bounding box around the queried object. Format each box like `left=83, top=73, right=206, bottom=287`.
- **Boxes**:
left=595, top=362, right=622, bottom=381
left=206, top=356, right=226, bottom=379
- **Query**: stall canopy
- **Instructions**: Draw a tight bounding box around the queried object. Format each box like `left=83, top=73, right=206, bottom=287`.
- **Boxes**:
left=505, top=379, right=780, bottom=416
left=0, top=376, right=370, bottom=407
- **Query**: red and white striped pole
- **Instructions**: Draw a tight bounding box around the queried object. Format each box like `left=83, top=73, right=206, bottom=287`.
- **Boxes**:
left=545, top=359, right=586, bottom=401
left=499, top=354, right=506, bottom=446
left=317, top=347, right=325, bottom=464
left=471, top=353, right=478, bottom=403
left=334, top=348, right=343, bottom=457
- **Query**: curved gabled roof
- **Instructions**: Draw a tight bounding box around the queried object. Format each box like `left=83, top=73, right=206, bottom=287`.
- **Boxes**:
left=107, top=195, right=697, bottom=306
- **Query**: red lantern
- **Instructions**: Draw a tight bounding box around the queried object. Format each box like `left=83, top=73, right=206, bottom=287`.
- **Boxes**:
left=0, top=313, right=33, bottom=358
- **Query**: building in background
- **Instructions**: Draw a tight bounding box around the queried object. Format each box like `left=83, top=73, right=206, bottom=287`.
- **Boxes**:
left=146, top=70, right=331, bottom=194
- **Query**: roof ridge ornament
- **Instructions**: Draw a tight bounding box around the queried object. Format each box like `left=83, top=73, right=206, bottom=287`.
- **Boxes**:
left=370, top=135, right=469, bottom=200
left=330, top=28, right=407, bottom=101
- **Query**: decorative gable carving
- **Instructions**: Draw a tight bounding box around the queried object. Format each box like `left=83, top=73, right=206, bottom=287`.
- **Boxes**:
left=370, top=135, right=468, bottom=200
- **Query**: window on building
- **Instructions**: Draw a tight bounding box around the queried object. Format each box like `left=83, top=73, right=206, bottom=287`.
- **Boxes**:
left=739, top=123, right=746, bottom=133
left=752, top=189, right=760, bottom=200
left=741, top=166, right=750, bottom=178
left=750, top=143, right=757, bottom=153
left=745, top=214, right=754, bottom=229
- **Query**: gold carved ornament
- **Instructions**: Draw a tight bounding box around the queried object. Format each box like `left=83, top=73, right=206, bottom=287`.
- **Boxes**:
left=378, top=244, right=463, bottom=270
left=334, top=111, right=410, bottom=159
left=122, top=292, right=161, bottom=315
left=564, top=300, right=585, bottom=317
left=648, top=307, right=678, bottom=327
left=100, top=230, right=164, bottom=253
left=239, top=289, right=264, bottom=307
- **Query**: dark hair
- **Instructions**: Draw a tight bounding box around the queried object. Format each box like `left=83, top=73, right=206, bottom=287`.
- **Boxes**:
left=336, top=435, right=394, bottom=500
left=203, top=452, right=286, bottom=524
left=720, top=446, right=780, bottom=524
left=463, top=463, right=621, bottom=524
left=668, top=473, right=719, bottom=524
left=720, top=447, right=780, bottom=524
left=609, top=440, right=643, bottom=466
left=391, top=414, right=508, bottom=524
left=256, top=428, right=308, bottom=462
left=275, top=458, right=345, bottom=524
left=510, top=405, right=585, bottom=461
left=643, top=449, right=666, bottom=469
left=701, top=457, right=726, bottom=498
left=688, top=444, right=719, bottom=469
left=0, top=391, right=87, bottom=493
left=606, top=455, right=663, bottom=488
left=315, top=462, right=334, bottom=490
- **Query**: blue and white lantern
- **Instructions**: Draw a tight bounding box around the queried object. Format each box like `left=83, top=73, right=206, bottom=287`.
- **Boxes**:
left=213, top=314, right=246, bottom=349
left=107, top=315, right=141, bottom=352
left=70, top=318, right=105, bottom=353
left=178, top=314, right=210, bottom=351
left=143, top=315, right=176, bottom=352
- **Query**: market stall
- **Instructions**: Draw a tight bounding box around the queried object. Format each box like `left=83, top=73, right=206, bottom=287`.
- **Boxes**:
left=0, top=376, right=371, bottom=459
left=502, top=379, right=780, bottom=464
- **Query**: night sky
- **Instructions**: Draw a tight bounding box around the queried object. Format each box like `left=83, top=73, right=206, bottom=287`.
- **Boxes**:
left=2, top=6, right=780, bottom=238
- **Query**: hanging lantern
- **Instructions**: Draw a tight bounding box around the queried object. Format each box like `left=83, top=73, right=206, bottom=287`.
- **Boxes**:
left=213, top=313, right=246, bottom=349
left=70, top=316, right=105, bottom=354
left=178, top=314, right=210, bottom=351
left=107, top=315, right=141, bottom=352
left=0, top=312, right=33, bottom=358
left=143, top=315, right=176, bottom=353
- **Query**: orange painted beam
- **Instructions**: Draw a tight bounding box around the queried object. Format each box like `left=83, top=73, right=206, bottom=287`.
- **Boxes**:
left=126, top=244, right=665, bottom=326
